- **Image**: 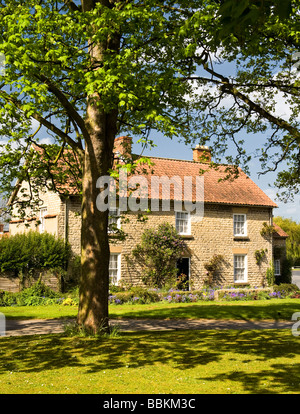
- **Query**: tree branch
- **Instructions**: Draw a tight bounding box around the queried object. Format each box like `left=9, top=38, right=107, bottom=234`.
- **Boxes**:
left=35, top=73, right=90, bottom=142
left=63, top=0, right=80, bottom=12
left=202, top=64, right=300, bottom=144
left=0, top=89, right=85, bottom=159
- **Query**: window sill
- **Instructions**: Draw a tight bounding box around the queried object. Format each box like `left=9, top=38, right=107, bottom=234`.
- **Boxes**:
left=180, top=235, right=194, bottom=240
left=233, top=236, right=250, bottom=241
left=233, top=282, right=249, bottom=286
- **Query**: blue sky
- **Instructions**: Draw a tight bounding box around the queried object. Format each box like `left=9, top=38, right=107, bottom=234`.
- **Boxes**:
left=132, top=133, right=300, bottom=223
left=129, top=56, right=300, bottom=223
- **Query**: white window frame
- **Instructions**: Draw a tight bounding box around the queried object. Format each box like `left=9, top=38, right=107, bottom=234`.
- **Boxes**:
left=175, top=211, right=191, bottom=235
left=39, top=207, right=47, bottom=233
left=233, top=214, right=247, bottom=237
left=274, top=259, right=281, bottom=276
left=233, top=254, right=248, bottom=283
left=108, top=208, right=121, bottom=233
left=109, top=253, right=121, bottom=285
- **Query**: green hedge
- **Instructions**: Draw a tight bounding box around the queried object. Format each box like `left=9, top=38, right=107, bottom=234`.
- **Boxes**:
left=0, top=231, right=71, bottom=275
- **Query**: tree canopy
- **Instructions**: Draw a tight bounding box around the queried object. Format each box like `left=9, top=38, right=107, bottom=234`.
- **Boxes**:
left=0, top=0, right=299, bottom=331
left=274, top=216, right=300, bottom=265
left=0, top=0, right=206, bottom=331
left=186, top=0, right=300, bottom=201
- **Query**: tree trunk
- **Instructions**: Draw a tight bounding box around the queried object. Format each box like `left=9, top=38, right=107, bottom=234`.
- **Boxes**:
left=77, top=109, right=118, bottom=333
left=77, top=0, right=120, bottom=333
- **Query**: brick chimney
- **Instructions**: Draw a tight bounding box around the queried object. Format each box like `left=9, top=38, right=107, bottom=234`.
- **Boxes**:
left=193, top=145, right=211, bottom=163
left=114, top=136, right=132, bottom=159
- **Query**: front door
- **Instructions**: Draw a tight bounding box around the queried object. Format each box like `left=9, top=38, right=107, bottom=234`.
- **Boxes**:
left=176, top=257, right=190, bottom=290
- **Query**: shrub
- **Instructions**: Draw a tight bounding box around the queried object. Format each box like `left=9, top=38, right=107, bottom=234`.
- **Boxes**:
left=203, top=255, right=224, bottom=287
left=62, top=297, right=77, bottom=306
left=0, top=231, right=71, bottom=275
left=109, top=287, right=161, bottom=305
left=132, top=223, right=186, bottom=288
left=280, top=258, right=293, bottom=284
left=266, top=262, right=275, bottom=286
left=0, top=281, right=61, bottom=306
left=0, top=290, right=17, bottom=306
left=273, top=283, right=300, bottom=298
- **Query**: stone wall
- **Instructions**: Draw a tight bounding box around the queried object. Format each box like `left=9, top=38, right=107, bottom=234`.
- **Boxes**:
left=63, top=198, right=273, bottom=288
left=0, top=270, right=61, bottom=292
left=116, top=204, right=273, bottom=288
left=8, top=185, right=275, bottom=288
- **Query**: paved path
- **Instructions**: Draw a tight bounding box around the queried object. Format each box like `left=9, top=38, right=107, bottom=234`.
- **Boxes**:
left=3, top=317, right=294, bottom=337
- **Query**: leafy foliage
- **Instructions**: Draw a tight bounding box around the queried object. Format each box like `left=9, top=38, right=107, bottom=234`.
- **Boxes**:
left=273, top=283, right=300, bottom=297
left=274, top=216, right=300, bottom=265
left=0, top=0, right=199, bottom=210
left=132, top=222, right=186, bottom=288
left=255, top=249, right=267, bottom=265
left=203, top=254, right=225, bottom=287
left=266, top=262, right=275, bottom=286
left=0, top=231, right=70, bottom=274
left=0, top=280, right=61, bottom=306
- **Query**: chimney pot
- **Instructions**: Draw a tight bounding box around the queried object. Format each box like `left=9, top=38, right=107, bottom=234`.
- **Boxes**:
left=114, top=136, right=132, bottom=159
left=193, top=145, right=211, bottom=163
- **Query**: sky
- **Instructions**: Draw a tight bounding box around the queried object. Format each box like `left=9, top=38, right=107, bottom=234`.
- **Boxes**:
left=132, top=133, right=300, bottom=223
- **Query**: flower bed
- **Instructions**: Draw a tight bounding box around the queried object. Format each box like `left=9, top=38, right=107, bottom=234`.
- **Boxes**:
left=109, top=283, right=300, bottom=305
left=1, top=281, right=299, bottom=307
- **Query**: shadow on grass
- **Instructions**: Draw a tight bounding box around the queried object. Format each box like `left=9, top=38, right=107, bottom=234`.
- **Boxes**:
left=0, top=329, right=299, bottom=393
left=200, top=362, right=300, bottom=394
left=110, top=300, right=300, bottom=321
left=2, top=299, right=300, bottom=322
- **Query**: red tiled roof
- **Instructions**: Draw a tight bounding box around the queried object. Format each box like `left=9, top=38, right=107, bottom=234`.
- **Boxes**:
left=14, top=142, right=277, bottom=208
left=273, top=223, right=289, bottom=238
left=134, top=156, right=277, bottom=208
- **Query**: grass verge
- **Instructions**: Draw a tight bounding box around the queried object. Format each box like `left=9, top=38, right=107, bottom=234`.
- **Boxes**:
left=1, top=298, right=300, bottom=321
left=0, top=329, right=299, bottom=394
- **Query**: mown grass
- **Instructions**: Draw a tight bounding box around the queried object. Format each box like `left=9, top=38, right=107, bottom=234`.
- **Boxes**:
left=0, top=329, right=299, bottom=394
left=1, top=298, right=300, bottom=321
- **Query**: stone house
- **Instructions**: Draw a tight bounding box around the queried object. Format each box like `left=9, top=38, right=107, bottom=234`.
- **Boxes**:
left=0, top=223, right=9, bottom=238
left=8, top=136, right=288, bottom=289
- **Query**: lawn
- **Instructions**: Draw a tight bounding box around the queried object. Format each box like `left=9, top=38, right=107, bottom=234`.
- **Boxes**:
left=0, top=329, right=299, bottom=394
left=1, top=299, right=300, bottom=395
left=1, top=298, right=300, bottom=321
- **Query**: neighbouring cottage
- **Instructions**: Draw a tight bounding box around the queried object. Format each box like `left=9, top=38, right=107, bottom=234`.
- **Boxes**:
left=0, top=223, right=9, bottom=238
left=8, top=136, right=288, bottom=289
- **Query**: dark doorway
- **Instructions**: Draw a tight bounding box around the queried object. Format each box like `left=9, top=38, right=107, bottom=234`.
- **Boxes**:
left=176, top=257, right=190, bottom=290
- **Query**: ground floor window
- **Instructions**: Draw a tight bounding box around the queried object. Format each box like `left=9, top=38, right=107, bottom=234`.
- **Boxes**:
left=234, top=254, right=247, bottom=283
left=274, top=259, right=281, bottom=276
left=109, top=253, right=121, bottom=285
